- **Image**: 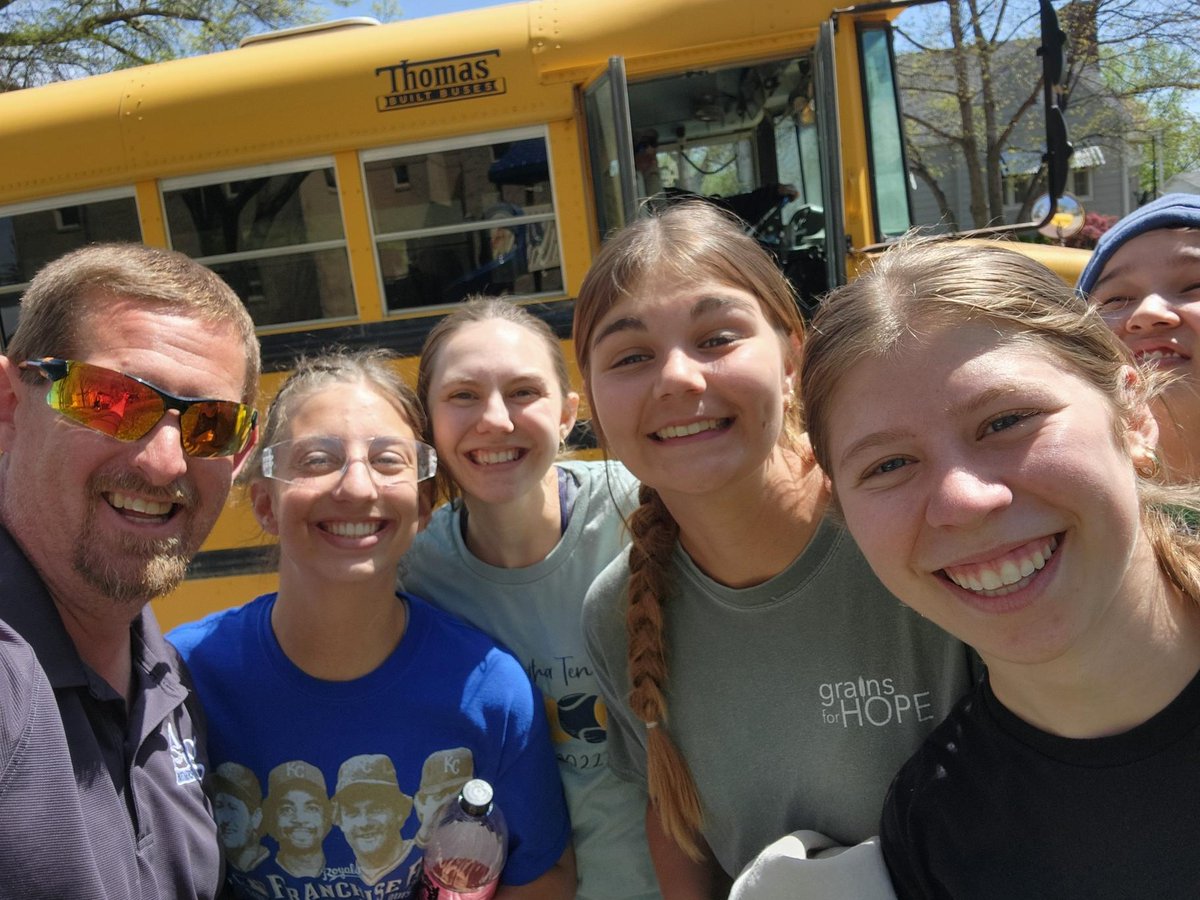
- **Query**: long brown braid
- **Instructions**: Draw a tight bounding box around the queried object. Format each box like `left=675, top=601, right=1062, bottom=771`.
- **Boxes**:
left=625, top=485, right=704, bottom=856
left=574, top=201, right=806, bottom=860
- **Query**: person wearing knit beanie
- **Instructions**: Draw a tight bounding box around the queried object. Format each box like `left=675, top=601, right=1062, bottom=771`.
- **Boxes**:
left=1078, top=193, right=1200, bottom=478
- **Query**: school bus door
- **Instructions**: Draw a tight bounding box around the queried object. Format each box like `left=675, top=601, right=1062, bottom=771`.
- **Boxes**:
left=582, top=56, right=639, bottom=246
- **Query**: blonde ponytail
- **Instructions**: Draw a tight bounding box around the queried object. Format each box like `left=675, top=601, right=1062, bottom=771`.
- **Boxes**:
left=1139, top=481, right=1200, bottom=603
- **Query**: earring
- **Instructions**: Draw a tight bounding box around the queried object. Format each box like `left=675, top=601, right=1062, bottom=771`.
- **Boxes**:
left=1135, top=449, right=1161, bottom=479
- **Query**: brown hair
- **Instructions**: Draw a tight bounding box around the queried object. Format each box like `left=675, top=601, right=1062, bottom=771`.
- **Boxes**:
left=7, top=242, right=260, bottom=403
left=246, top=347, right=427, bottom=483
left=416, top=295, right=572, bottom=504
left=572, top=201, right=806, bottom=859
left=802, top=238, right=1200, bottom=604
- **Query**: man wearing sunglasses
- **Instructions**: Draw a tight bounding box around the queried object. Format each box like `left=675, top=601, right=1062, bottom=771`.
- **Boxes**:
left=0, top=243, right=260, bottom=898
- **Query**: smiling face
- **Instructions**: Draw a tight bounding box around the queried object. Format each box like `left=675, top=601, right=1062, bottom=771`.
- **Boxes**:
left=825, top=322, right=1160, bottom=670
left=0, top=297, right=252, bottom=612
left=425, top=319, right=578, bottom=506
left=251, top=381, right=428, bottom=590
left=1089, top=228, right=1200, bottom=470
left=1090, top=229, right=1200, bottom=369
left=337, top=796, right=405, bottom=864
left=585, top=275, right=794, bottom=504
left=273, top=787, right=330, bottom=852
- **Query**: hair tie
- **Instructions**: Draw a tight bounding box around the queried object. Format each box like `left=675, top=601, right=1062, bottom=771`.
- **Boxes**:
left=644, top=721, right=660, bottom=729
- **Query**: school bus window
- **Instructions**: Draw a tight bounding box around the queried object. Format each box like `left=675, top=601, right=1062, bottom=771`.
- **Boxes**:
left=785, top=73, right=823, bottom=211
left=625, top=54, right=830, bottom=304
left=54, top=206, right=83, bottom=233
left=859, top=25, right=912, bottom=241
left=676, top=138, right=752, bottom=197
left=0, top=191, right=141, bottom=346
left=584, top=68, right=632, bottom=240
left=362, top=131, right=561, bottom=313
left=161, top=161, right=354, bottom=329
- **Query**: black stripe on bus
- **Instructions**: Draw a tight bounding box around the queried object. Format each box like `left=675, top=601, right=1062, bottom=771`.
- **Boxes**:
left=186, top=546, right=278, bottom=580
left=259, top=298, right=576, bottom=372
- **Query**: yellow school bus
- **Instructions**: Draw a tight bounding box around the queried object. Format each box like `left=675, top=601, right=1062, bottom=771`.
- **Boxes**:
left=0, top=0, right=1085, bottom=627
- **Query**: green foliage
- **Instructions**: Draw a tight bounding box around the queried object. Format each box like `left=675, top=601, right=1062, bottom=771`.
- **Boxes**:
left=361, top=0, right=402, bottom=22
left=1101, top=40, right=1200, bottom=192
left=1137, top=91, right=1200, bottom=194
left=0, top=0, right=324, bottom=90
left=1099, top=39, right=1200, bottom=98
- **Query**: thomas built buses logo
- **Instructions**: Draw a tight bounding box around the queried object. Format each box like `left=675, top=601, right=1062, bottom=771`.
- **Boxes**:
left=375, top=49, right=505, bottom=111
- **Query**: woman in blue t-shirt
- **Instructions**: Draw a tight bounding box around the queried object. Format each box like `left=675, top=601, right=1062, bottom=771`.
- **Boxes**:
left=170, top=348, right=575, bottom=900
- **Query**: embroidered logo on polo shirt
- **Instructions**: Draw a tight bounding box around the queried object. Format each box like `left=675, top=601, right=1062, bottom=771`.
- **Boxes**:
left=167, top=721, right=205, bottom=785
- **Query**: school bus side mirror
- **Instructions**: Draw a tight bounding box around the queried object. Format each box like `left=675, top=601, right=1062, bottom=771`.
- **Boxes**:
left=1038, top=0, right=1072, bottom=206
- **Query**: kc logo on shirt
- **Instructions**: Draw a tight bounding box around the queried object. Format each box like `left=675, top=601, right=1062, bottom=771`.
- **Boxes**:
left=167, top=721, right=204, bottom=785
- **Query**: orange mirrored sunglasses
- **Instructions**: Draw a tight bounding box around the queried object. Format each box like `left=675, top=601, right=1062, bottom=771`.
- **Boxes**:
left=20, top=358, right=256, bottom=458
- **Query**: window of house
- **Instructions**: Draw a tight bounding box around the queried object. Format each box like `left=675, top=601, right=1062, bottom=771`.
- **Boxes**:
left=1002, top=145, right=1100, bottom=207
left=362, top=128, right=562, bottom=312
left=1069, top=166, right=1092, bottom=200
left=162, top=159, right=354, bottom=328
left=1003, top=172, right=1036, bottom=208
left=0, top=189, right=141, bottom=347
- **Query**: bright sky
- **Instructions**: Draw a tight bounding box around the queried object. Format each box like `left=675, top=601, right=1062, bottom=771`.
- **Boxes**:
left=321, top=0, right=513, bottom=22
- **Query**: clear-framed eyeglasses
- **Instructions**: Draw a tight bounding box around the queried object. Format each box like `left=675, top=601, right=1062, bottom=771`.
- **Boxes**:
left=261, top=435, right=437, bottom=488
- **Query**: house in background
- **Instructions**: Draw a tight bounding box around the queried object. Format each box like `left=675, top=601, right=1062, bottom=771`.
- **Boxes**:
left=896, top=3, right=1141, bottom=232
left=1164, top=171, right=1200, bottom=194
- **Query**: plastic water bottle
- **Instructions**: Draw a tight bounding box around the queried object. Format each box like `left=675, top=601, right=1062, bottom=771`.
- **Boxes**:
left=418, top=778, right=508, bottom=900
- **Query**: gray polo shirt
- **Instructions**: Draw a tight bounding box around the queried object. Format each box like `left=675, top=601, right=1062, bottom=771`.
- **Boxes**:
left=0, top=526, right=222, bottom=899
